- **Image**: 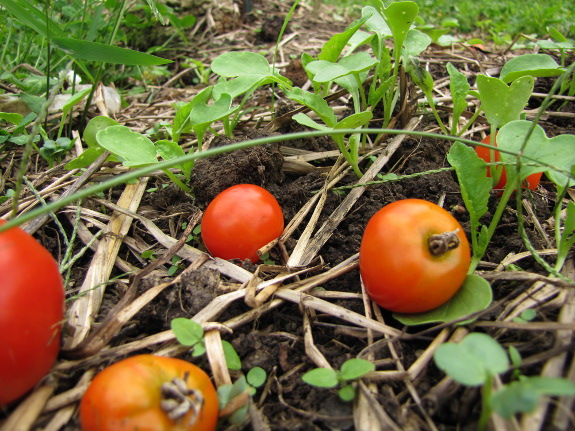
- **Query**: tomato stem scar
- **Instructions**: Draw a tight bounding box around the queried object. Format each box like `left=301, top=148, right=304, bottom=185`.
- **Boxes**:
left=160, top=373, right=205, bottom=424
left=428, top=229, right=461, bottom=256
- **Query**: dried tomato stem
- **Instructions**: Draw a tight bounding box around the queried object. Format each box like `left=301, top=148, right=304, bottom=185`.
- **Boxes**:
left=160, top=374, right=204, bottom=424
left=428, top=229, right=461, bottom=257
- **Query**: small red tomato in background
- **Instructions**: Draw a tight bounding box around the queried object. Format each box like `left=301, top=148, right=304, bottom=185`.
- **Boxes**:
left=475, top=134, right=542, bottom=191
left=359, top=199, right=470, bottom=314
left=0, top=220, right=64, bottom=405
left=80, top=354, right=218, bottom=431
left=201, top=184, right=284, bottom=263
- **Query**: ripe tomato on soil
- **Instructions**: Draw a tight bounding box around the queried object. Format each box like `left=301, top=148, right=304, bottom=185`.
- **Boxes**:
left=0, top=220, right=64, bottom=405
left=201, top=184, right=284, bottom=263
left=359, top=199, right=471, bottom=314
left=80, top=354, right=218, bottom=431
left=475, top=134, right=542, bottom=191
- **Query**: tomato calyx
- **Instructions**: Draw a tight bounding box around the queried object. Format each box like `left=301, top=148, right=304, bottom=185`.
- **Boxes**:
left=428, top=229, right=461, bottom=257
left=160, top=374, right=205, bottom=424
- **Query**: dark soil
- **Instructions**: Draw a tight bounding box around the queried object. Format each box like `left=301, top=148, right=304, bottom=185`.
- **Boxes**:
left=1, top=1, right=574, bottom=430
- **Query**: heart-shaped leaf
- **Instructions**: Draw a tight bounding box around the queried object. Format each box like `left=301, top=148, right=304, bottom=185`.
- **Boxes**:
left=477, top=75, right=534, bottom=128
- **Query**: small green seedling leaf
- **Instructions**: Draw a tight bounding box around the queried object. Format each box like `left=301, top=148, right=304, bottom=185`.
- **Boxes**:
left=96, top=125, right=158, bottom=167
left=334, top=111, right=373, bottom=130
left=211, top=51, right=271, bottom=77
left=66, top=115, right=119, bottom=169
left=247, top=367, right=267, bottom=388
left=362, top=5, right=391, bottom=37
left=490, top=377, right=575, bottom=419
left=434, top=333, right=509, bottom=386
left=339, top=358, right=375, bottom=381
left=83, top=115, right=120, bottom=149
left=403, top=29, right=432, bottom=58
left=286, top=87, right=337, bottom=126
left=446, top=63, right=470, bottom=132
left=394, top=274, right=492, bottom=325
left=558, top=202, right=575, bottom=259
left=171, top=318, right=204, bottom=346
left=155, top=139, right=193, bottom=179
left=499, top=54, right=564, bottom=83
left=318, top=14, right=371, bottom=62
left=382, top=1, right=419, bottom=52
left=302, top=368, right=339, bottom=388
left=476, top=75, right=534, bottom=128
left=222, top=340, right=242, bottom=370
left=338, top=385, right=357, bottom=402
left=311, top=52, right=378, bottom=83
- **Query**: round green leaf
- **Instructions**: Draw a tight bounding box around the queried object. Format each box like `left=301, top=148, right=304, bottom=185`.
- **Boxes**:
left=394, top=274, right=492, bottom=326
left=247, top=367, right=267, bottom=388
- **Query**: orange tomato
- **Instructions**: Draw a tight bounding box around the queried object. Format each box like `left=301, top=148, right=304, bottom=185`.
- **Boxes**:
left=359, top=199, right=470, bottom=313
left=80, top=355, right=218, bottom=431
left=201, top=184, right=284, bottom=263
left=475, top=134, right=542, bottom=191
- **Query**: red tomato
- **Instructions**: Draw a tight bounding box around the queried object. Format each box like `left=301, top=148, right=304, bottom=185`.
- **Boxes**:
left=359, top=199, right=470, bottom=314
left=475, top=135, right=542, bottom=190
left=201, top=184, right=284, bottom=263
left=80, top=354, right=218, bottom=431
left=0, top=220, right=64, bottom=405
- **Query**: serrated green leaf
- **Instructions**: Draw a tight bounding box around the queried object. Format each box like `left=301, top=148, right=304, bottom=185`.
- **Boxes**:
left=302, top=368, right=339, bottom=388
left=447, top=141, right=491, bottom=226
left=447, top=62, right=470, bottom=122
left=394, top=274, right=492, bottom=325
left=338, top=385, right=356, bottom=401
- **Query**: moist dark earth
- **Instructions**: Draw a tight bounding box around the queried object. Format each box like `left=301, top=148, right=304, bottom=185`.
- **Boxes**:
left=2, top=1, right=574, bottom=430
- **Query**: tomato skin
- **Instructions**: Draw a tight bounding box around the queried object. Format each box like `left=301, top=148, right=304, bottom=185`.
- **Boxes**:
left=201, top=184, right=284, bottom=263
left=359, top=199, right=470, bottom=314
left=80, top=354, right=218, bottom=431
left=475, top=135, right=542, bottom=190
left=0, top=220, right=64, bottom=405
